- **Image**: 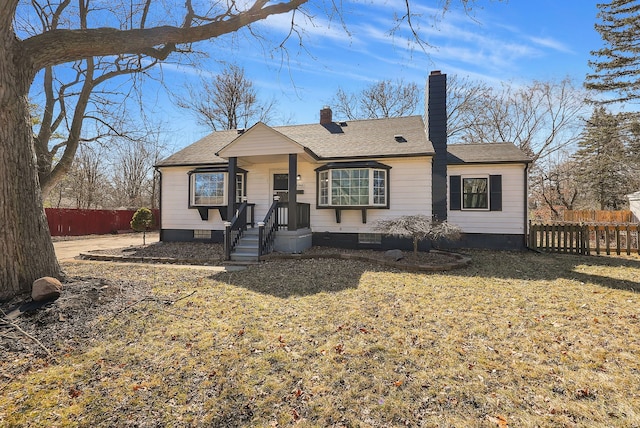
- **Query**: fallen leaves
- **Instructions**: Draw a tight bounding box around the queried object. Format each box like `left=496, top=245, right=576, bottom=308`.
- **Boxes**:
left=68, top=387, right=82, bottom=398
left=2, top=250, right=640, bottom=427
left=487, top=414, right=509, bottom=427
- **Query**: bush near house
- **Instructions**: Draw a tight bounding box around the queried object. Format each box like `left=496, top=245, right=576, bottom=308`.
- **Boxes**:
left=374, top=214, right=462, bottom=255
left=130, top=207, right=155, bottom=245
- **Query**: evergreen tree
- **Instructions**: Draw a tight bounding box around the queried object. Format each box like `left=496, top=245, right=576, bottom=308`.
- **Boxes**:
left=574, top=107, right=630, bottom=209
left=131, top=208, right=155, bottom=245
left=586, top=0, right=640, bottom=104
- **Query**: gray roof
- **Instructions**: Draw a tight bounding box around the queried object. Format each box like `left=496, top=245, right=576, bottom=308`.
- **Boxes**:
left=156, top=129, right=237, bottom=167
left=156, top=117, right=531, bottom=167
left=156, top=116, right=434, bottom=167
left=447, top=142, right=532, bottom=164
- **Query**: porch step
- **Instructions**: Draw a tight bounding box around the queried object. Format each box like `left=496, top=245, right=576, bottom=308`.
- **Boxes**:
left=230, top=228, right=260, bottom=262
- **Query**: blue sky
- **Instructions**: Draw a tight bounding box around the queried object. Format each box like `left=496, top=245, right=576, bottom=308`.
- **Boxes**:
left=146, top=0, right=602, bottom=151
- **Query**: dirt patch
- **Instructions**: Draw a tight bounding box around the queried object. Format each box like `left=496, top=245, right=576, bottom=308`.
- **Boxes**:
left=1, top=275, right=150, bottom=376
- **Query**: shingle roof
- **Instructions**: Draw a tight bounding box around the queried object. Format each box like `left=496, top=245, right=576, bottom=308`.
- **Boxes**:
left=156, top=118, right=531, bottom=167
left=274, top=115, right=433, bottom=159
left=447, top=142, right=532, bottom=164
left=156, top=116, right=434, bottom=167
left=156, top=129, right=237, bottom=167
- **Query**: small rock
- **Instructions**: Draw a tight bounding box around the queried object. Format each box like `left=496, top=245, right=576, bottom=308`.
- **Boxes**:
left=32, top=276, right=63, bottom=302
left=384, top=249, right=404, bottom=261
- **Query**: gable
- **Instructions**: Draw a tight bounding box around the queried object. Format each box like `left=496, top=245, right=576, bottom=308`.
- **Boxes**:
left=216, top=122, right=311, bottom=159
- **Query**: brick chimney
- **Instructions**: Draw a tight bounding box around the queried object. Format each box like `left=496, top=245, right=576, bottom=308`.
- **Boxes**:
left=426, top=70, right=447, bottom=222
left=320, top=106, right=333, bottom=125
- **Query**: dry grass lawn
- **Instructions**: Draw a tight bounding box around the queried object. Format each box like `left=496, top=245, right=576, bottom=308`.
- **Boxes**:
left=1, top=250, right=639, bottom=427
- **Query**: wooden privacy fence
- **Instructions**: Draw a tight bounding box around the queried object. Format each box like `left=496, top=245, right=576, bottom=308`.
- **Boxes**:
left=563, top=210, right=633, bottom=223
left=46, top=208, right=160, bottom=237
left=529, top=222, right=640, bottom=255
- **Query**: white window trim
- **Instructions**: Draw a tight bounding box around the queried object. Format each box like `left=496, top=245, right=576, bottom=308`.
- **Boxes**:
left=318, top=168, right=387, bottom=207
left=461, top=174, right=490, bottom=211
left=191, top=172, right=226, bottom=207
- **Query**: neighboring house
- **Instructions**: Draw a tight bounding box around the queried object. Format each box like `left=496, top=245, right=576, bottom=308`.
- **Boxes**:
left=155, top=71, right=532, bottom=260
left=628, top=191, right=640, bottom=222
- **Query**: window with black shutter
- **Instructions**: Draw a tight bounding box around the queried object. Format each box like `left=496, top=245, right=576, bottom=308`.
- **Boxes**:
left=449, top=174, right=502, bottom=211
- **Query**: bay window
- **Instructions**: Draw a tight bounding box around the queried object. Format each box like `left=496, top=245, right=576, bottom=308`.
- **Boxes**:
left=316, top=161, right=390, bottom=208
left=188, top=167, right=246, bottom=207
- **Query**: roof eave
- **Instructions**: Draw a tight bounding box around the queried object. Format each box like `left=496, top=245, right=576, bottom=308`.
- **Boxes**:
left=155, top=161, right=228, bottom=169
left=317, top=152, right=435, bottom=161
left=447, top=159, right=532, bottom=165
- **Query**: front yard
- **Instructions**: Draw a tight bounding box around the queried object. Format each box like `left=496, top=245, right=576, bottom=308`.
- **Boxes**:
left=1, top=250, right=639, bottom=427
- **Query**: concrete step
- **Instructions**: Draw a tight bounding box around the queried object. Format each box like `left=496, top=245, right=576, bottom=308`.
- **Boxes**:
left=230, top=253, right=259, bottom=262
left=230, top=227, right=262, bottom=262
left=234, top=246, right=259, bottom=254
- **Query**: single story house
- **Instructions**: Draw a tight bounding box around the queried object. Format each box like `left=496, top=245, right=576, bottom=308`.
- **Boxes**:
left=155, top=71, right=532, bottom=260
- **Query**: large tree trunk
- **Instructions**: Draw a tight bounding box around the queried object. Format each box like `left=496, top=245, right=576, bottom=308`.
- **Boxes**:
left=1, top=34, right=61, bottom=300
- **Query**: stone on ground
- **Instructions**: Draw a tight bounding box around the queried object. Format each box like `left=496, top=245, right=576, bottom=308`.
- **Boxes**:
left=384, top=249, right=404, bottom=261
left=32, top=277, right=63, bottom=302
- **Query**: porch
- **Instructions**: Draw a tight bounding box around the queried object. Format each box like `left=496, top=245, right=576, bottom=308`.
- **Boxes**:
left=224, top=200, right=311, bottom=262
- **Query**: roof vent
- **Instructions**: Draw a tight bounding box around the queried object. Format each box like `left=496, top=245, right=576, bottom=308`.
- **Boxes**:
left=237, top=128, right=245, bottom=135
left=339, top=121, right=348, bottom=127
left=394, top=135, right=407, bottom=143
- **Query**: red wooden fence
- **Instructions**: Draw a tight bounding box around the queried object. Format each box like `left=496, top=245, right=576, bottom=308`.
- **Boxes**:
left=45, top=208, right=160, bottom=237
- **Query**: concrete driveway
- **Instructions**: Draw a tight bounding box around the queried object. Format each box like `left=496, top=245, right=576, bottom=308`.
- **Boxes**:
left=53, top=232, right=159, bottom=261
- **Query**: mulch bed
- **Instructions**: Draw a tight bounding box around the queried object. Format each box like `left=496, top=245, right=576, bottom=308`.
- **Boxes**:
left=81, top=242, right=470, bottom=271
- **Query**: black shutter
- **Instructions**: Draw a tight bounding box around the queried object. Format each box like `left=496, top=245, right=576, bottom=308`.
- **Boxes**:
left=449, top=175, right=461, bottom=211
left=490, top=175, right=502, bottom=211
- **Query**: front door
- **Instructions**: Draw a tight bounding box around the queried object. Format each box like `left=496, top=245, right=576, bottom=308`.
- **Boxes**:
left=273, top=173, right=289, bottom=202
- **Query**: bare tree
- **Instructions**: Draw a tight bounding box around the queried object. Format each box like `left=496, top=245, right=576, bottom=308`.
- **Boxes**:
left=531, top=153, right=583, bottom=220
left=1, top=0, right=491, bottom=299
left=176, top=64, right=277, bottom=130
left=445, top=74, right=492, bottom=142
left=110, top=135, right=165, bottom=209
left=331, top=79, right=420, bottom=120
left=454, top=78, right=588, bottom=163
left=31, top=13, right=162, bottom=199
left=66, top=144, right=111, bottom=209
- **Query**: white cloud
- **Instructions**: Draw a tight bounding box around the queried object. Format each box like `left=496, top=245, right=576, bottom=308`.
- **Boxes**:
left=528, top=36, right=574, bottom=54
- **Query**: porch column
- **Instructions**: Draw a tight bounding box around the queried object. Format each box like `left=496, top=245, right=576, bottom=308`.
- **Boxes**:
left=227, top=157, right=237, bottom=221
left=288, top=153, right=298, bottom=231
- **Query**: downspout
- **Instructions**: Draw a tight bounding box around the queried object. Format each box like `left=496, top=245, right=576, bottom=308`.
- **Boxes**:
left=154, top=167, right=163, bottom=242
left=524, top=162, right=529, bottom=249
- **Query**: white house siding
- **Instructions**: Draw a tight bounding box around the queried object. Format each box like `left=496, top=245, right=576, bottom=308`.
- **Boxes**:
left=242, top=159, right=317, bottom=220
left=159, top=166, right=227, bottom=230
left=309, top=157, right=432, bottom=233
left=447, top=164, right=527, bottom=235
left=159, top=156, right=433, bottom=234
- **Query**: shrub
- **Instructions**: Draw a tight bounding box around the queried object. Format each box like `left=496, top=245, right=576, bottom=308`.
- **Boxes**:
left=130, top=207, right=154, bottom=245
left=373, top=214, right=461, bottom=255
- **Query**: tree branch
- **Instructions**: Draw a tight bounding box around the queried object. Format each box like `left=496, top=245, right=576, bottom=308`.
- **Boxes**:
left=23, top=0, right=308, bottom=70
